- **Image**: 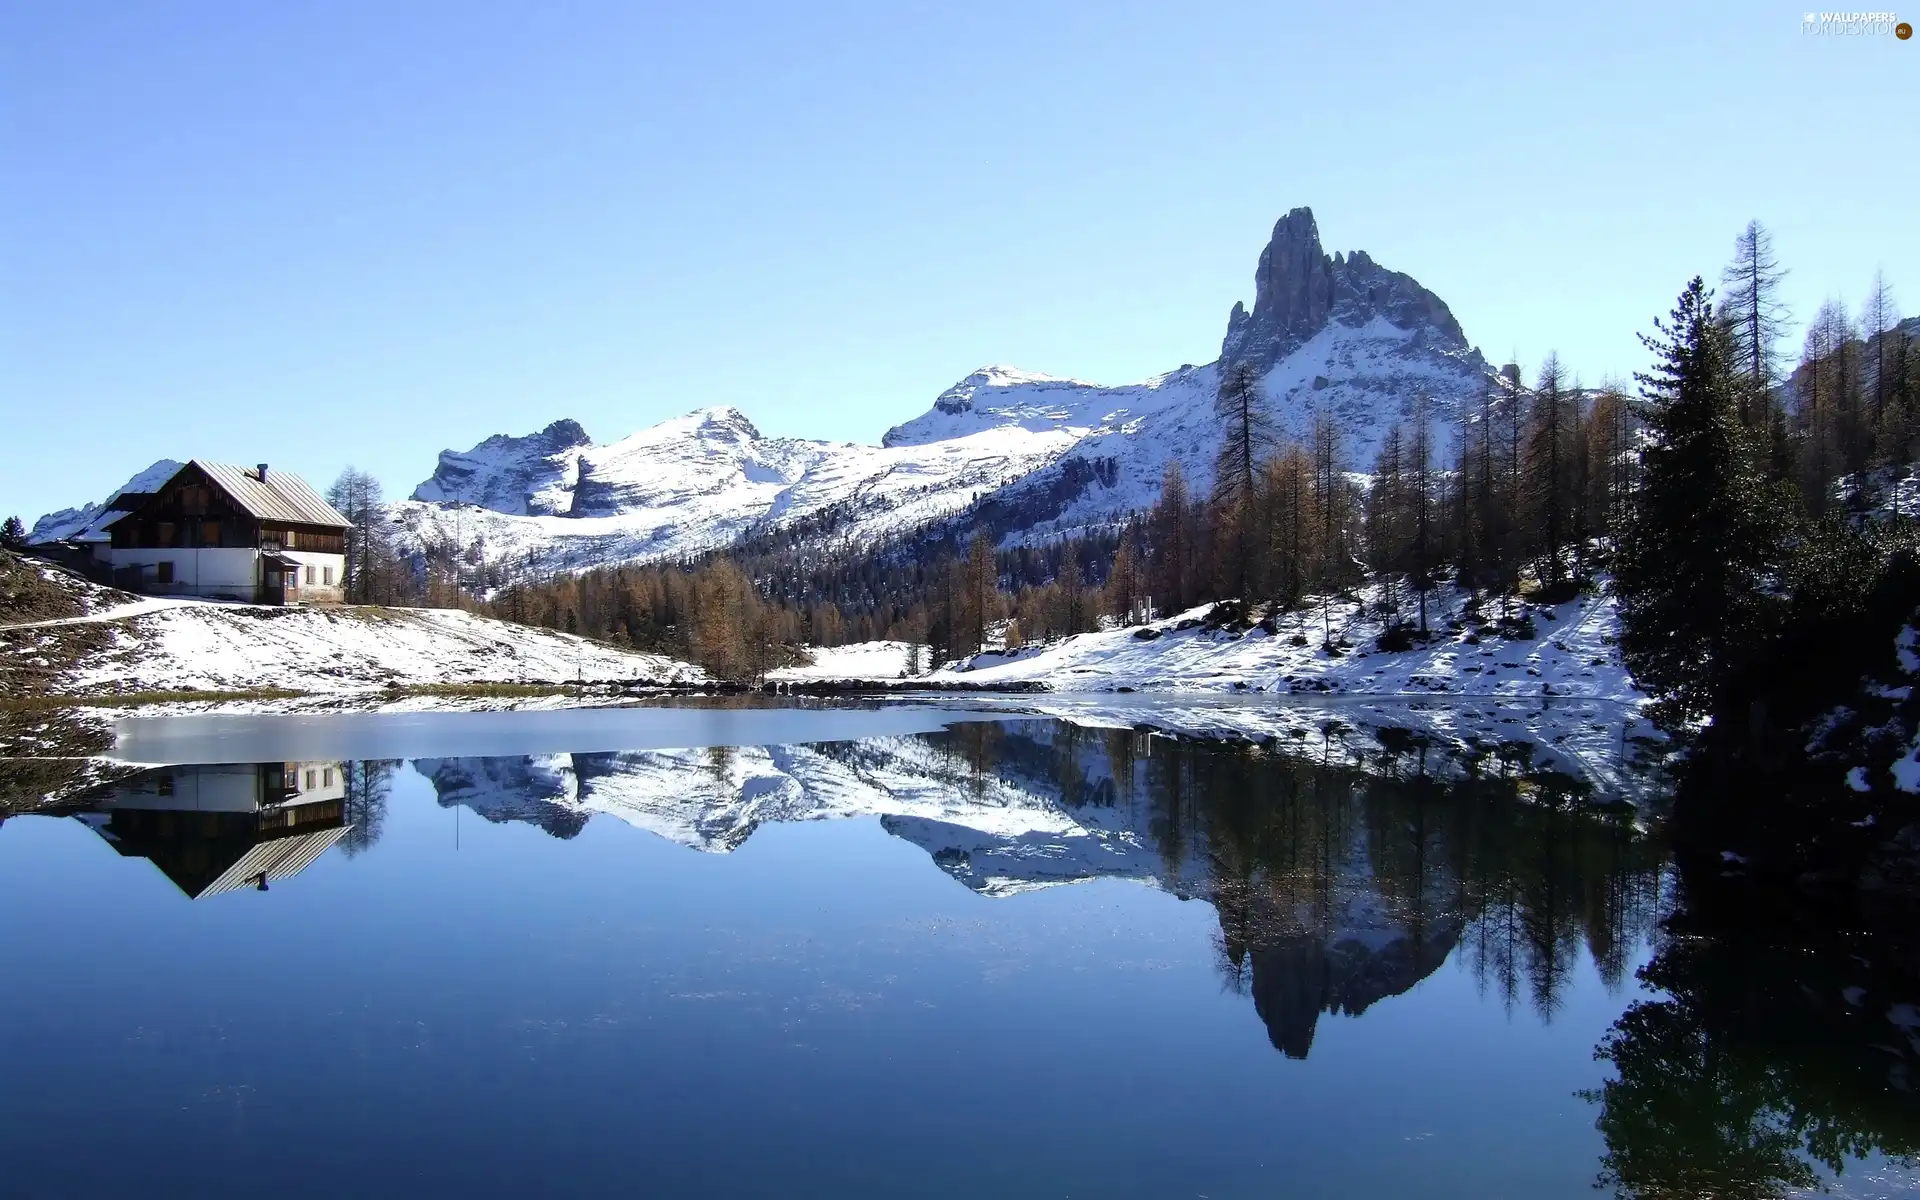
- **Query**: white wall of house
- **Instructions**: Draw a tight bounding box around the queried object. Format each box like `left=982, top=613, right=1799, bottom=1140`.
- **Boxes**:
left=89, top=761, right=348, bottom=812
left=106, top=546, right=347, bottom=604
left=108, top=547, right=260, bottom=600
left=284, top=761, right=347, bottom=805
left=281, top=550, right=347, bottom=605
left=95, top=764, right=269, bottom=812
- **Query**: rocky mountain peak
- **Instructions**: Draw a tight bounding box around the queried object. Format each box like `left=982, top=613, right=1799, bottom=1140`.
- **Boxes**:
left=412, top=418, right=594, bottom=515
left=685, top=406, right=762, bottom=441
left=881, top=367, right=1103, bottom=448
left=1220, top=206, right=1471, bottom=379
left=535, top=418, right=592, bottom=450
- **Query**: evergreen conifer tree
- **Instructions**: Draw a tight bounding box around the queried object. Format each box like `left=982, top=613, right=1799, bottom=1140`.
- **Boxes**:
left=1616, top=278, right=1789, bottom=725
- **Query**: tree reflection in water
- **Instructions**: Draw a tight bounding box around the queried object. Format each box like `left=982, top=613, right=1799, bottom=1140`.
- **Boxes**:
left=339, top=759, right=397, bottom=857
left=1096, top=723, right=1665, bottom=1056
left=394, top=717, right=1670, bottom=1058
left=1585, top=888, right=1920, bottom=1199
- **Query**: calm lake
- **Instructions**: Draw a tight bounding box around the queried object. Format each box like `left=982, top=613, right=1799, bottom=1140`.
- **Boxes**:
left=2, top=700, right=1916, bottom=1198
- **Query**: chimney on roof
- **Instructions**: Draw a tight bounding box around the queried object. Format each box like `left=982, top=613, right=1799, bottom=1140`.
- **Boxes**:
left=257, top=463, right=269, bottom=482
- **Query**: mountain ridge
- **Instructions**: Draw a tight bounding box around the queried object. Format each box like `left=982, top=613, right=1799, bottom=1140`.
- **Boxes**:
left=33, top=207, right=1497, bottom=574
left=385, top=206, right=1493, bottom=573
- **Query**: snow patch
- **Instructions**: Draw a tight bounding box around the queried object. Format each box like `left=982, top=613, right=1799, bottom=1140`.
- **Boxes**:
left=50, top=604, right=702, bottom=695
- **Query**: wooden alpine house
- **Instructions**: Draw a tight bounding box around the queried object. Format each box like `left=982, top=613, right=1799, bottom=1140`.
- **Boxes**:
left=96, top=461, right=352, bottom=605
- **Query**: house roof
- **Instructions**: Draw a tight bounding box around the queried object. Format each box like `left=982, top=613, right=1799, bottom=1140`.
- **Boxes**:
left=190, top=461, right=351, bottom=529
left=195, top=823, right=354, bottom=899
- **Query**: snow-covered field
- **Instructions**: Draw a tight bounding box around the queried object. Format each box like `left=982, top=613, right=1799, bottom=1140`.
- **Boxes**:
left=764, top=583, right=1657, bottom=800
left=788, top=583, right=1639, bottom=703
left=5, top=592, right=700, bottom=696
left=769, top=640, right=916, bottom=682
left=1834, top=465, right=1920, bottom=520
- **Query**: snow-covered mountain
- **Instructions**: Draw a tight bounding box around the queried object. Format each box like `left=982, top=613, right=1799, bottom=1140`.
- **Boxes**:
left=387, top=404, right=1088, bottom=571
left=414, top=733, right=1152, bottom=884
left=411, top=419, right=591, bottom=516
left=28, top=459, right=183, bottom=545
left=385, top=206, right=1494, bottom=572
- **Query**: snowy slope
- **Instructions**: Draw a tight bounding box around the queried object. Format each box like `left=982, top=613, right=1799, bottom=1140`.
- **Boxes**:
left=777, top=583, right=1638, bottom=704
left=770, top=640, right=917, bottom=681
left=879, top=364, right=1199, bottom=449
left=937, top=584, right=1638, bottom=702
left=762, top=582, right=1651, bottom=797
left=6, top=588, right=702, bottom=696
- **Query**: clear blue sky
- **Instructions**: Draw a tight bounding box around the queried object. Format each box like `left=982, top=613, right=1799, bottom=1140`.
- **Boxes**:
left=4, top=1, right=1915, bottom=522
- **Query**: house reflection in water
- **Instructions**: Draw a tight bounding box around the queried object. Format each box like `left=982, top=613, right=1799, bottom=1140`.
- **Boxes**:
left=76, top=762, right=352, bottom=899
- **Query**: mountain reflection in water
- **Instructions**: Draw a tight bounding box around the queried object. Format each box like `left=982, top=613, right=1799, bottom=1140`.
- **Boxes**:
left=34, top=715, right=1920, bottom=1197
left=75, top=720, right=1664, bottom=1061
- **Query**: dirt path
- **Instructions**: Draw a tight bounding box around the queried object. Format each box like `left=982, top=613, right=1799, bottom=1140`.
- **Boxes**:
left=0, top=597, right=205, bottom=632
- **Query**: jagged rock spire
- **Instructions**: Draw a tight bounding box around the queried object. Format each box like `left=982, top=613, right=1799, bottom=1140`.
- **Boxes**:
left=1220, top=206, right=1471, bottom=379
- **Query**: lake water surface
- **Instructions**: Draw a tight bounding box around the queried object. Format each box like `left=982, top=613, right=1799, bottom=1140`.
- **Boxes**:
left=3, top=701, right=1916, bottom=1197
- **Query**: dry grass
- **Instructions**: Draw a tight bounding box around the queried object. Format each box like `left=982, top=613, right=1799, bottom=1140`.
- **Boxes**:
left=0, top=551, right=93, bottom=625
left=0, top=687, right=307, bottom=714
left=0, top=620, right=116, bottom=699
left=387, top=682, right=598, bottom=698
left=0, top=755, right=141, bottom=814
left=0, top=701, right=113, bottom=760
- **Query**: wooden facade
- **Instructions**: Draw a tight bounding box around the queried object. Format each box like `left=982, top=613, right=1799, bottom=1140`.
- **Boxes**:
left=108, top=464, right=346, bottom=555
left=101, top=461, right=351, bottom=605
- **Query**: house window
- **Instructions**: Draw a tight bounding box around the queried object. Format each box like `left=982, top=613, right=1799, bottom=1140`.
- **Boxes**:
left=305, top=564, right=316, bottom=585
left=323, top=767, right=334, bottom=787
left=157, top=522, right=175, bottom=547
left=305, top=769, right=316, bottom=790
left=323, top=566, right=334, bottom=585
left=155, top=561, right=174, bottom=584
